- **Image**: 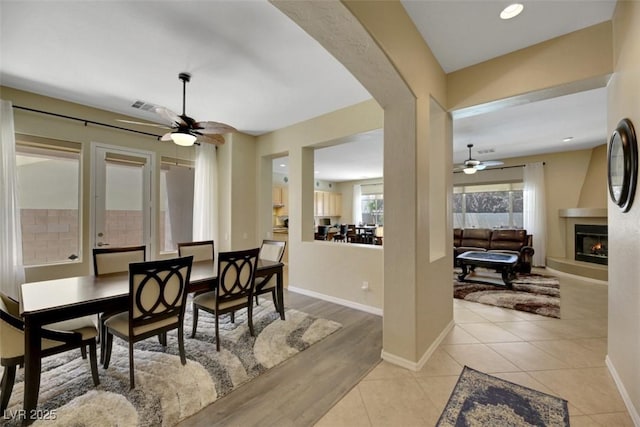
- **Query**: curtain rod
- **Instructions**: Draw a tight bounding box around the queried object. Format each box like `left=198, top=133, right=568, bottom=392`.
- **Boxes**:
left=12, top=105, right=163, bottom=140
left=453, top=162, right=546, bottom=174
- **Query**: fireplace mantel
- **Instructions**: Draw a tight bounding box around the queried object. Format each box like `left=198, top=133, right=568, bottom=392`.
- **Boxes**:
left=559, top=208, right=607, bottom=218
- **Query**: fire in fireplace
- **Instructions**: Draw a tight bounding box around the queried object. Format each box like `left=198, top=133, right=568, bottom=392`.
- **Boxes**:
left=575, top=224, right=608, bottom=265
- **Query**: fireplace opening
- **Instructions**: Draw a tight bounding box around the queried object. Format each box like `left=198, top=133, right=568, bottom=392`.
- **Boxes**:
left=575, top=224, right=608, bottom=265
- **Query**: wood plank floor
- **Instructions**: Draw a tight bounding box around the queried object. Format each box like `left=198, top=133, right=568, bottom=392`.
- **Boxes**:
left=177, top=290, right=383, bottom=427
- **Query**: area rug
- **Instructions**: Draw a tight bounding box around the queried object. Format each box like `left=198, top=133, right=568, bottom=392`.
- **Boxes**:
left=437, top=366, right=569, bottom=426
left=454, top=271, right=560, bottom=318
left=2, top=299, right=342, bottom=426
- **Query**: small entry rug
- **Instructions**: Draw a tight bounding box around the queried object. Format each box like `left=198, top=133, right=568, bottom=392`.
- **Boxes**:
left=2, top=300, right=342, bottom=427
left=454, top=271, right=560, bottom=318
left=437, top=366, right=569, bottom=426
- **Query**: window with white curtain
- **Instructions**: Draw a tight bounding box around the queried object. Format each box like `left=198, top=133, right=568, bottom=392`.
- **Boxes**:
left=453, top=182, right=523, bottom=229
left=360, top=183, right=383, bottom=225
left=16, top=137, right=81, bottom=266
left=159, top=158, right=195, bottom=253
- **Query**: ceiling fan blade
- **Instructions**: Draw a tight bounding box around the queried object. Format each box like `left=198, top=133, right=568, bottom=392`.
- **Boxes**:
left=193, top=121, right=237, bottom=134
left=481, top=160, right=504, bottom=168
left=116, top=119, right=171, bottom=129
left=154, top=106, right=185, bottom=127
left=198, top=134, right=226, bottom=145
left=161, top=132, right=173, bottom=141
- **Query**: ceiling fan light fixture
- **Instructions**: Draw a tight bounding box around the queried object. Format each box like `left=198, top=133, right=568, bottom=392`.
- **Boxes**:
left=171, top=131, right=197, bottom=147
left=500, top=3, right=524, bottom=19
left=463, top=166, right=477, bottom=175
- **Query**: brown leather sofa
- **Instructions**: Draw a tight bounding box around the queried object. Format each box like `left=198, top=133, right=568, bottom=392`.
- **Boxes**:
left=454, top=228, right=535, bottom=273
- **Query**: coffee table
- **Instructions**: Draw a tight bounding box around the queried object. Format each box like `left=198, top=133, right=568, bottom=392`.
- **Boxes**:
left=456, top=251, right=519, bottom=286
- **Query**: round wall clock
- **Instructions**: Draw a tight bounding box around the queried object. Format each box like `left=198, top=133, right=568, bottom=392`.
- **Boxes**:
left=608, top=118, right=638, bottom=213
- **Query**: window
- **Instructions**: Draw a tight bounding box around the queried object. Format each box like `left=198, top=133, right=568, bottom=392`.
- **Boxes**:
left=360, top=184, right=383, bottom=225
left=16, top=136, right=81, bottom=266
left=159, top=158, right=195, bottom=253
left=453, top=182, right=523, bottom=229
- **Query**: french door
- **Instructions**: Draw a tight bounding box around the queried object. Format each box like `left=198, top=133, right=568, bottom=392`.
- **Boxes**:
left=91, top=143, right=155, bottom=255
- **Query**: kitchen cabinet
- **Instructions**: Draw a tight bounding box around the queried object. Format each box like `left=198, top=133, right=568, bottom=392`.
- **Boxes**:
left=314, top=191, right=342, bottom=217
left=273, top=186, right=289, bottom=215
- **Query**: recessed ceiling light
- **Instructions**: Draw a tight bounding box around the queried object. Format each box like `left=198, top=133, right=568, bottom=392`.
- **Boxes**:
left=563, top=137, right=574, bottom=142
left=500, top=3, right=524, bottom=20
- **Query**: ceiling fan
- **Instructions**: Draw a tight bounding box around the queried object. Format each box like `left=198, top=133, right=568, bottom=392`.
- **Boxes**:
left=120, top=72, right=235, bottom=146
left=455, top=144, right=504, bottom=174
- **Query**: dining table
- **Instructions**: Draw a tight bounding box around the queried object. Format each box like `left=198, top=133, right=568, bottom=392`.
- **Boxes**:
left=18, top=258, right=284, bottom=424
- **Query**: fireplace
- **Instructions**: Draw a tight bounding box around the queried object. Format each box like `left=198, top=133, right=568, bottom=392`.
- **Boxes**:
left=575, top=224, right=608, bottom=265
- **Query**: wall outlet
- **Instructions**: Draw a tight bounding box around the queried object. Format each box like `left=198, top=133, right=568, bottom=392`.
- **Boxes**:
left=361, top=281, right=369, bottom=291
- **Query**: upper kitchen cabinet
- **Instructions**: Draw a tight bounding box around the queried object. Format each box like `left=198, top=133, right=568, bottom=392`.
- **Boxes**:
left=273, top=186, right=288, bottom=215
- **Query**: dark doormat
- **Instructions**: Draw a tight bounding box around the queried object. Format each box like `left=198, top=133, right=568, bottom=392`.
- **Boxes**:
left=437, top=366, right=569, bottom=426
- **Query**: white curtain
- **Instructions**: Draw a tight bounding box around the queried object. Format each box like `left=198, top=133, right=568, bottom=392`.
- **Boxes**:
left=0, top=100, right=25, bottom=299
left=523, top=162, right=546, bottom=267
left=192, top=143, right=218, bottom=243
left=352, top=184, right=362, bottom=225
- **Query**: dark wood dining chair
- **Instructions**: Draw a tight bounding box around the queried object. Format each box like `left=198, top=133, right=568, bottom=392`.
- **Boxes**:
left=102, top=256, right=193, bottom=389
left=254, top=240, right=286, bottom=309
left=191, top=248, right=260, bottom=351
left=0, top=292, right=100, bottom=413
left=93, top=245, right=146, bottom=363
left=177, top=240, right=215, bottom=262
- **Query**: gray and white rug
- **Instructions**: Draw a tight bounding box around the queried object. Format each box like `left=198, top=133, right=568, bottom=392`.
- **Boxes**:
left=2, top=299, right=342, bottom=426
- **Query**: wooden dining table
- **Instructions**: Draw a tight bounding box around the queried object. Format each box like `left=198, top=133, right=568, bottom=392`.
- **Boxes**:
left=18, top=258, right=284, bottom=424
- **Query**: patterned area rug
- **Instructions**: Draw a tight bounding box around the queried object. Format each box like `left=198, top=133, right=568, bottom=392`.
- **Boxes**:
left=454, top=271, right=560, bottom=318
left=2, top=299, right=342, bottom=426
left=437, top=366, right=569, bottom=426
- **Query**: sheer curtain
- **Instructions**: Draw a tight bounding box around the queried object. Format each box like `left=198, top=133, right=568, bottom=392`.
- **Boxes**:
left=192, top=143, right=218, bottom=243
left=523, top=162, right=546, bottom=267
left=0, top=100, right=25, bottom=298
left=352, top=184, right=362, bottom=225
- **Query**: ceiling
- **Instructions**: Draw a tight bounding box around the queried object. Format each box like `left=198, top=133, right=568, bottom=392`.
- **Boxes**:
left=0, top=1, right=617, bottom=181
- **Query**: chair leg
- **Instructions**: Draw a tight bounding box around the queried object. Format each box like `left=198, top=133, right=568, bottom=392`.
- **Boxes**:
left=255, top=295, right=260, bottom=305
left=215, top=313, right=220, bottom=352
left=0, top=365, right=17, bottom=413
left=191, top=305, right=199, bottom=338
left=80, top=345, right=87, bottom=359
left=158, top=332, right=167, bottom=347
left=87, top=339, right=100, bottom=386
left=103, top=332, right=114, bottom=369
left=129, top=342, right=135, bottom=389
left=248, top=303, right=255, bottom=337
left=178, top=326, right=186, bottom=365
left=271, top=289, right=278, bottom=312
left=230, top=311, right=235, bottom=323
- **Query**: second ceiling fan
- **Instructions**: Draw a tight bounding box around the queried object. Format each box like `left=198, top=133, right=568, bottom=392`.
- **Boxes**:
left=456, top=144, right=504, bottom=174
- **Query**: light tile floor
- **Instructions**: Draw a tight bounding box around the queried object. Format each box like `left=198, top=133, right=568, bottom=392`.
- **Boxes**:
left=315, top=268, right=634, bottom=426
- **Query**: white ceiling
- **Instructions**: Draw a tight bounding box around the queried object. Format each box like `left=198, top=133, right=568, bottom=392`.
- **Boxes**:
left=0, top=1, right=617, bottom=181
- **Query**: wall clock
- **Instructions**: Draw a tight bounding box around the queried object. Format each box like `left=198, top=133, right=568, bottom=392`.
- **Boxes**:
left=608, top=118, right=638, bottom=213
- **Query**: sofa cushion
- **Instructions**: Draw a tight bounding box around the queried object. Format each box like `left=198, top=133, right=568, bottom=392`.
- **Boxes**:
left=460, top=228, right=492, bottom=250
left=453, top=228, right=463, bottom=247
left=490, top=229, right=527, bottom=251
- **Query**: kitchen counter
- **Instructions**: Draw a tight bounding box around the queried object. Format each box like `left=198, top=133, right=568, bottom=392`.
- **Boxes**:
left=273, top=227, right=288, bottom=234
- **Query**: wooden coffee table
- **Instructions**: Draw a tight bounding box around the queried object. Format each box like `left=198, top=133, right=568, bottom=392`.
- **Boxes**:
left=456, top=251, right=519, bottom=286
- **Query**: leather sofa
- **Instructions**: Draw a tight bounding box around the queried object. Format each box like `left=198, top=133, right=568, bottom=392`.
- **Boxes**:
left=454, top=228, right=535, bottom=273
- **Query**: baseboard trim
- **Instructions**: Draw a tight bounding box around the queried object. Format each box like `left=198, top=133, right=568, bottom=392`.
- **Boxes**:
left=381, top=320, right=455, bottom=371
left=287, top=286, right=383, bottom=316
left=605, top=355, right=640, bottom=425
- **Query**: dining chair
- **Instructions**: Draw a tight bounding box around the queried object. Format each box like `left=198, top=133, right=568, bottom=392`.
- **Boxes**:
left=102, top=256, right=193, bottom=389
left=191, top=248, right=260, bottom=351
left=254, top=239, right=286, bottom=309
left=93, top=245, right=146, bottom=363
left=177, top=240, right=215, bottom=262
left=0, top=292, right=100, bottom=413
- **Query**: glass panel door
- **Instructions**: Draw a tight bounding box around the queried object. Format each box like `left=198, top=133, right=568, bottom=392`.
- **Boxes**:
left=92, top=145, right=154, bottom=253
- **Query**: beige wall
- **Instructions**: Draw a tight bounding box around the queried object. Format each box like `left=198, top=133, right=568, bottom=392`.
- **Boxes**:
left=448, top=22, right=613, bottom=110
left=607, top=1, right=640, bottom=422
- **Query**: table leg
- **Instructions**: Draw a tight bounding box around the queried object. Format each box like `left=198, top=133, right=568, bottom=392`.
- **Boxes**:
left=23, top=317, right=42, bottom=425
left=457, top=263, right=470, bottom=281
left=276, top=267, right=285, bottom=320
left=501, top=268, right=516, bottom=286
